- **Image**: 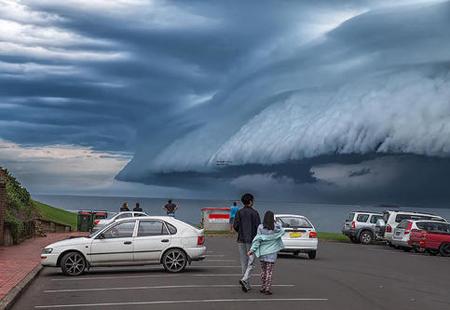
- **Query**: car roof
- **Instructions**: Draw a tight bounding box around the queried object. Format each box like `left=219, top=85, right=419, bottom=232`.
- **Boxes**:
left=404, top=219, right=448, bottom=223
left=385, top=210, right=438, bottom=216
left=115, top=215, right=173, bottom=221
left=351, top=211, right=383, bottom=215
left=275, top=214, right=308, bottom=218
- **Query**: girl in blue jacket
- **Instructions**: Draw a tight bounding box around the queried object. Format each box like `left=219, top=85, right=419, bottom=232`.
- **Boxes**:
left=247, top=210, right=285, bottom=295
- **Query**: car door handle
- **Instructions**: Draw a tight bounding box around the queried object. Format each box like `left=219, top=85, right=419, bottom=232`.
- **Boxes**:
left=124, top=241, right=132, bottom=245
left=161, top=239, right=169, bottom=243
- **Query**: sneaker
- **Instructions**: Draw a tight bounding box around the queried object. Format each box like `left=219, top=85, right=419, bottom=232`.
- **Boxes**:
left=264, top=290, right=273, bottom=295
left=259, top=288, right=266, bottom=293
left=239, top=280, right=249, bottom=292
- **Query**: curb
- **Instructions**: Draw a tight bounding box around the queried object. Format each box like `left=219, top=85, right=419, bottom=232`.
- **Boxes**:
left=0, top=265, right=43, bottom=310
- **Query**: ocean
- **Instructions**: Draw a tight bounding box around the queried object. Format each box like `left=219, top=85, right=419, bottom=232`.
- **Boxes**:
left=34, top=195, right=450, bottom=233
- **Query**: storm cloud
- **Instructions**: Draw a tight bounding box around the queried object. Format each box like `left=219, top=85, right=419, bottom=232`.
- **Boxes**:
left=1, top=0, right=450, bottom=203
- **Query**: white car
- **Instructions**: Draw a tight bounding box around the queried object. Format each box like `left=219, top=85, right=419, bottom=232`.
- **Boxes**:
left=379, top=210, right=446, bottom=244
left=41, top=216, right=206, bottom=276
left=275, top=214, right=318, bottom=259
left=92, top=211, right=148, bottom=232
left=391, top=219, right=448, bottom=250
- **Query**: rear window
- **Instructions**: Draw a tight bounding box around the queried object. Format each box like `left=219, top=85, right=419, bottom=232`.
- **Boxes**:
left=278, top=217, right=312, bottom=229
left=356, top=214, right=369, bottom=223
left=397, top=220, right=409, bottom=229
left=346, top=213, right=355, bottom=222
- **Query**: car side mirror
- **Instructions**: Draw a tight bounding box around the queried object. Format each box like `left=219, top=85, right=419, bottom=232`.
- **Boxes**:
left=376, top=219, right=386, bottom=228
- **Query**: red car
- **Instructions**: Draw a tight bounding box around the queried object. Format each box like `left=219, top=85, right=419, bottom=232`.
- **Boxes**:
left=409, top=221, right=450, bottom=256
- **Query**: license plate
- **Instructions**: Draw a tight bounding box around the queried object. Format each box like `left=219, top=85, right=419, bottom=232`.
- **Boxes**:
left=290, top=232, right=302, bottom=238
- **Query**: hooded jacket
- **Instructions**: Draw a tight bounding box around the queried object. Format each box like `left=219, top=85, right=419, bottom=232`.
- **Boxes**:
left=250, top=224, right=285, bottom=258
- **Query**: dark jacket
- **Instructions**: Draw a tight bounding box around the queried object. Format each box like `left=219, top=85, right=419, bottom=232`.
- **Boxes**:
left=233, top=206, right=261, bottom=243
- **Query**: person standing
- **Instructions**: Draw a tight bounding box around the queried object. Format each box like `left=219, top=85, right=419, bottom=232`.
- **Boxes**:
left=120, top=202, right=129, bottom=212
left=247, top=211, right=285, bottom=295
left=163, top=199, right=178, bottom=217
left=133, top=202, right=143, bottom=212
left=229, top=201, right=240, bottom=232
left=233, top=193, right=260, bottom=292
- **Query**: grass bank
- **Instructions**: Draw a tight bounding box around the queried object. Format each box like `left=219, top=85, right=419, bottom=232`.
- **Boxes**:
left=33, top=200, right=77, bottom=231
left=205, top=230, right=349, bottom=242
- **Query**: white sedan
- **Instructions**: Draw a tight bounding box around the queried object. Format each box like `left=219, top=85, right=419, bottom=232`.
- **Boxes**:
left=275, top=214, right=318, bottom=259
left=92, top=211, right=148, bottom=232
left=41, top=216, right=206, bottom=276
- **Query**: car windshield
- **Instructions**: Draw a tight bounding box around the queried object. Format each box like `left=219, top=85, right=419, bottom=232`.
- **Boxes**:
left=278, top=217, right=312, bottom=228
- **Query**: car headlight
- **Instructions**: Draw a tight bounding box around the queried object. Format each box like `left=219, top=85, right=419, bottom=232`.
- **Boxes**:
left=42, top=248, right=53, bottom=254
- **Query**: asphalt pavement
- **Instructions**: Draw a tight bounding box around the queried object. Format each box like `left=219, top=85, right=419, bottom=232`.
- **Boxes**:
left=12, top=237, right=450, bottom=310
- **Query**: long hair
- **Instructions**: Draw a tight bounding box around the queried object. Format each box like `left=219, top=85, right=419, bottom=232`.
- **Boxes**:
left=263, top=211, right=275, bottom=231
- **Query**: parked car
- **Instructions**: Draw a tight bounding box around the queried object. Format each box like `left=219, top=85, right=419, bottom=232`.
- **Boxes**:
left=376, top=210, right=446, bottom=245
left=91, top=211, right=148, bottom=232
left=41, top=216, right=206, bottom=276
left=408, top=221, right=450, bottom=256
left=275, top=214, right=318, bottom=259
left=342, top=211, right=383, bottom=244
left=391, top=219, right=448, bottom=250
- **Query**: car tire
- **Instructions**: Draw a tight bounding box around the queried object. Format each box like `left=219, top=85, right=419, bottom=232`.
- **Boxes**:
left=359, top=231, right=373, bottom=245
left=427, top=249, right=439, bottom=256
left=308, top=250, right=317, bottom=259
left=162, top=248, right=188, bottom=273
left=439, top=243, right=450, bottom=257
left=60, top=252, right=86, bottom=276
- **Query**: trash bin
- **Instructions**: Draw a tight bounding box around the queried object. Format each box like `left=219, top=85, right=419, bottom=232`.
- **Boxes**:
left=93, top=210, right=108, bottom=220
left=77, top=210, right=93, bottom=232
left=201, top=207, right=230, bottom=231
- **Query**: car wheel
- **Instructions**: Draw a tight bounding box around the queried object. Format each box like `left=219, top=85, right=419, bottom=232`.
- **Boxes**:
left=61, top=252, right=86, bottom=276
left=439, top=243, right=450, bottom=257
left=427, top=249, right=439, bottom=256
left=359, top=231, right=373, bottom=245
left=162, top=248, right=188, bottom=273
left=308, top=250, right=317, bottom=259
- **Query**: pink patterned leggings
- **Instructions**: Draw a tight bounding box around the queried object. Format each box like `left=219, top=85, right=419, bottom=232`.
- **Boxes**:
left=260, top=261, right=275, bottom=292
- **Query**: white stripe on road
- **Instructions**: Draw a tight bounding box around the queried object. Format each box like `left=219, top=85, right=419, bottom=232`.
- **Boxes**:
left=35, top=298, right=328, bottom=308
left=204, top=259, right=236, bottom=262
left=51, top=273, right=257, bottom=281
left=44, top=284, right=295, bottom=293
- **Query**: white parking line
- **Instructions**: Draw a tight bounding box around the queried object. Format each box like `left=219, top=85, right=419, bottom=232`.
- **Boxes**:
left=51, top=273, right=257, bottom=281
left=204, top=254, right=225, bottom=257
left=35, top=298, right=328, bottom=308
left=204, top=259, right=236, bottom=262
left=44, top=284, right=295, bottom=293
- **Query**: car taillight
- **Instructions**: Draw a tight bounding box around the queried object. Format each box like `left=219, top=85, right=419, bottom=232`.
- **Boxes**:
left=197, top=235, right=205, bottom=246
left=309, top=231, right=317, bottom=238
left=351, top=221, right=356, bottom=229
left=94, top=220, right=100, bottom=225
left=386, top=224, right=392, bottom=233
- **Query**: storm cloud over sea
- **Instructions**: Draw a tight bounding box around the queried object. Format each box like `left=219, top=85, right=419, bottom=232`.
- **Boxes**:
left=1, top=1, right=450, bottom=205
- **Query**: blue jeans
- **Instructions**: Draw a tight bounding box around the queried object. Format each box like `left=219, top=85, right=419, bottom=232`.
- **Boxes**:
left=238, top=243, right=255, bottom=284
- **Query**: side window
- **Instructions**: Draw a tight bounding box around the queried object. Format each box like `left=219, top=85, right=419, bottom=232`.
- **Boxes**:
left=116, top=213, right=132, bottom=220
left=395, top=214, right=411, bottom=223
left=370, top=215, right=382, bottom=224
left=134, top=213, right=146, bottom=217
left=356, top=214, right=369, bottom=223
left=165, top=222, right=177, bottom=234
left=138, top=221, right=169, bottom=237
left=346, top=213, right=355, bottom=222
left=102, top=221, right=135, bottom=239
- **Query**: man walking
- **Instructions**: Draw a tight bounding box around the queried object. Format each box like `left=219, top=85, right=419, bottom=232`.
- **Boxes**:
left=163, top=199, right=178, bottom=217
left=233, top=193, right=260, bottom=292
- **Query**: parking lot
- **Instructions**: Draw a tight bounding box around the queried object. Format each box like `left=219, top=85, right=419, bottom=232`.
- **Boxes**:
left=12, top=237, right=450, bottom=310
